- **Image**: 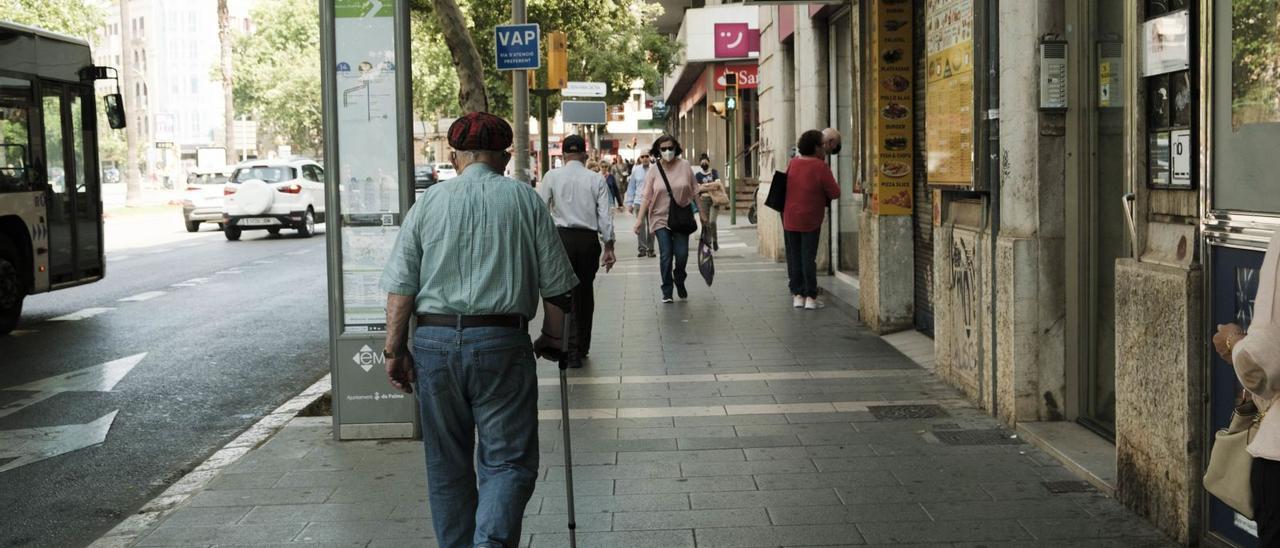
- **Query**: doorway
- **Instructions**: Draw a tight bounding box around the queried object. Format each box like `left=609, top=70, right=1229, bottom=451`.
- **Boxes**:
left=1067, top=0, right=1128, bottom=436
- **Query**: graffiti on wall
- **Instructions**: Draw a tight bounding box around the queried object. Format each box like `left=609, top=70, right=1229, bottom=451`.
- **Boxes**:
left=950, top=235, right=981, bottom=374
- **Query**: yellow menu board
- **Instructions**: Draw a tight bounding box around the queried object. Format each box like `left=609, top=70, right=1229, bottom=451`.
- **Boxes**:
left=925, top=0, right=974, bottom=187
left=868, top=0, right=914, bottom=216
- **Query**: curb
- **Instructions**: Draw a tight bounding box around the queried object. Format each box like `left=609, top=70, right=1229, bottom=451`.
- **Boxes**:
left=87, top=375, right=332, bottom=548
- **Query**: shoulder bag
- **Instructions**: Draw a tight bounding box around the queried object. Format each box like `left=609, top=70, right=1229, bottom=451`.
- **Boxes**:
left=764, top=170, right=787, bottom=213
left=1203, top=397, right=1268, bottom=519
left=657, top=162, right=698, bottom=235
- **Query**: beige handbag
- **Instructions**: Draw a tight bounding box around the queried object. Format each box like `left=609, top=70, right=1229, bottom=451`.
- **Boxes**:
left=703, top=181, right=730, bottom=208
left=1204, top=399, right=1266, bottom=519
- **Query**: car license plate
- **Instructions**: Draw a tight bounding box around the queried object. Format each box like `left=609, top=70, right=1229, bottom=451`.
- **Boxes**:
left=239, top=218, right=280, bottom=226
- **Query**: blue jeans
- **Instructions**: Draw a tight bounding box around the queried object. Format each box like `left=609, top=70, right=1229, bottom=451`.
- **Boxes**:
left=655, top=228, right=689, bottom=299
left=413, top=326, right=539, bottom=548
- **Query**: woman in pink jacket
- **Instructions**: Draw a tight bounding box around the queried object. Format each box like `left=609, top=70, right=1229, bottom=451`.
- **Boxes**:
left=633, top=135, right=698, bottom=303
left=1214, top=233, right=1280, bottom=545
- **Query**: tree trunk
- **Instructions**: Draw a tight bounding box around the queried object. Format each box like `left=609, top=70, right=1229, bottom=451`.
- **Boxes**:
left=430, top=0, right=488, bottom=113
left=218, top=0, right=235, bottom=165
left=118, top=0, right=144, bottom=206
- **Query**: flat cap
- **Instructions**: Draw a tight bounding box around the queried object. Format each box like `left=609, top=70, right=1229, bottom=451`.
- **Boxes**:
left=448, top=112, right=513, bottom=151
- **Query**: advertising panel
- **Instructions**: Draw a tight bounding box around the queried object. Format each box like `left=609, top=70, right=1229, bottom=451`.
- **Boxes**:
left=925, top=0, right=974, bottom=188
left=868, top=0, right=914, bottom=215
left=335, top=0, right=401, bottom=333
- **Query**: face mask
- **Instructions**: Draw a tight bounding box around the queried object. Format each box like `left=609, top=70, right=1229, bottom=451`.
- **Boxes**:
left=661, top=150, right=676, bottom=162
left=700, top=163, right=709, bottom=171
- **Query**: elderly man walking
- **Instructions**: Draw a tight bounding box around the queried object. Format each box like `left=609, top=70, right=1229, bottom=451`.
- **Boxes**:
left=626, top=153, right=655, bottom=257
left=380, top=112, right=578, bottom=548
left=538, top=135, right=617, bottom=368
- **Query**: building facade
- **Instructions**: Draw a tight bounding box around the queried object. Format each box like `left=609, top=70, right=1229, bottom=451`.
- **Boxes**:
left=95, top=0, right=256, bottom=174
left=742, top=0, right=1278, bottom=545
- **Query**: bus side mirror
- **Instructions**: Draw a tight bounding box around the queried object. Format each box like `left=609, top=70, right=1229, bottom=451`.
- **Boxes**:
left=105, top=93, right=126, bottom=129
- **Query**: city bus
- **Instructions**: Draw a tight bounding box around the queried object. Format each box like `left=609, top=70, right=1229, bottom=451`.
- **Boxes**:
left=0, top=21, right=125, bottom=335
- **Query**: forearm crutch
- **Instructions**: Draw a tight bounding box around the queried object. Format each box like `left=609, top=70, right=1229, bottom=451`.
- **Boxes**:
left=556, top=311, right=577, bottom=548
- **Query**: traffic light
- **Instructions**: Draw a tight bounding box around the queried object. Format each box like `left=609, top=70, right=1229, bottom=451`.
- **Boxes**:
left=546, top=31, right=567, bottom=89
left=724, top=71, right=738, bottom=112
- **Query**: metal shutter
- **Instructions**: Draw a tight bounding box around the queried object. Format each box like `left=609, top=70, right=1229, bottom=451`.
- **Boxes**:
left=911, top=0, right=934, bottom=336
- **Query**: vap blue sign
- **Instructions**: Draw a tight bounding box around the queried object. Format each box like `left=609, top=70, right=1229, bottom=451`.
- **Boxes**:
left=495, top=23, right=541, bottom=71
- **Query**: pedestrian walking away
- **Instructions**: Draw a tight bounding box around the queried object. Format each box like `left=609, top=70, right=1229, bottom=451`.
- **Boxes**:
left=538, top=134, right=618, bottom=369
left=1212, top=232, right=1280, bottom=547
left=634, top=135, right=699, bottom=303
left=694, top=152, right=726, bottom=251
left=626, top=153, right=655, bottom=257
left=379, top=112, right=579, bottom=548
left=783, top=130, right=841, bottom=310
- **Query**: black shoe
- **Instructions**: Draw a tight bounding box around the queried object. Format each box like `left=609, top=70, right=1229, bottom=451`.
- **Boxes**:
left=648, top=251, right=656, bottom=258
left=567, top=356, right=584, bottom=369
left=713, top=242, right=719, bottom=251
left=676, top=283, right=687, bottom=299
left=637, top=251, right=647, bottom=258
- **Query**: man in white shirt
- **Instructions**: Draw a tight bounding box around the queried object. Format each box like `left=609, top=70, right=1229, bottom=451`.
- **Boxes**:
left=538, top=135, right=616, bottom=368
left=626, top=153, right=655, bottom=257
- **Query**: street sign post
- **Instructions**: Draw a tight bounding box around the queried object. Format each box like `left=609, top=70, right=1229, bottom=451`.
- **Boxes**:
left=563, top=81, right=607, bottom=98
left=321, top=0, right=419, bottom=440
left=495, top=23, right=541, bottom=71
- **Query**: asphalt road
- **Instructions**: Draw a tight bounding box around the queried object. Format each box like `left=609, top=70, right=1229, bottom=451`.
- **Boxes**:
left=0, top=215, right=330, bottom=548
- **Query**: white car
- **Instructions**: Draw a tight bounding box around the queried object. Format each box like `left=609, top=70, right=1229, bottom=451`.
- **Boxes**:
left=221, top=158, right=326, bottom=241
left=182, top=166, right=234, bottom=232
left=434, top=162, right=457, bottom=181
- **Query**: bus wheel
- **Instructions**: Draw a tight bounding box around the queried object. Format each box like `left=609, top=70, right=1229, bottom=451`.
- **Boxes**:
left=0, top=238, right=24, bottom=336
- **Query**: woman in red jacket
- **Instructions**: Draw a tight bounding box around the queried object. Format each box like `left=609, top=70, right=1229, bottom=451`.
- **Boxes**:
left=784, top=130, right=841, bottom=310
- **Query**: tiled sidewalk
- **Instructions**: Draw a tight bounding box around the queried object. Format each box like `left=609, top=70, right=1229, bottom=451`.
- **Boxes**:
left=122, top=221, right=1175, bottom=547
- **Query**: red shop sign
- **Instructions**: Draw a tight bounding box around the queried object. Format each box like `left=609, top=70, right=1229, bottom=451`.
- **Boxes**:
left=713, top=64, right=759, bottom=90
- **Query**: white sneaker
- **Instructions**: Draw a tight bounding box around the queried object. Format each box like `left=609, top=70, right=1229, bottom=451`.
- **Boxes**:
left=804, top=297, right=824, bottom=310
left=793, top=295, right=805, bottom=308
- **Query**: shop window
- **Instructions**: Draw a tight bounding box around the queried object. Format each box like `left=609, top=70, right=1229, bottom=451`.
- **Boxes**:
left=1143, top=0, right=1194, bottom=189
left=1210, top=0, right=1280, bottom=214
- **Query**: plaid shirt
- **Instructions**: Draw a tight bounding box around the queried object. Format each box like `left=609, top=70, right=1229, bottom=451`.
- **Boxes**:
left=380, top=164, right=578, bottom=318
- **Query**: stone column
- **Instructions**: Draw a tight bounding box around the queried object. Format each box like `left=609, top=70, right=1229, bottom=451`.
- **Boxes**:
left=754, top=6, right=793, bottom=262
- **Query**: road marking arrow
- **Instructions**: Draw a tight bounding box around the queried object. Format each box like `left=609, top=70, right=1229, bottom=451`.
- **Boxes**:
left=0, top=411, right=118, bottom=473
left=0, top=353, right=145, bottom=419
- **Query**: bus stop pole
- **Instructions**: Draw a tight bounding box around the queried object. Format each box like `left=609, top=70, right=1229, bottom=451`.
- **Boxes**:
left=512, top=0, right=530, bottom=183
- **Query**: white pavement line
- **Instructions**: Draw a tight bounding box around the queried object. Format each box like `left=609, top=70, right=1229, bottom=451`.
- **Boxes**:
left=87, top=374, right=332, bottom=548
left=535, top=398, right=967, bottom=421
left=118, top=291, right=166, bottom=302
left=718, top=242, right=749, bottom=249
left=0, top=411, right=118, bottom=473
left=143, top=248, right=173, bottom=254
left=536, top=369, right=919, bottom=386
left=171, top=277, right=211, bottom=288
left=49, top=308, right=114, bottom=321
left=252, top=260, right=278, bottom=264
left=214, top=269, right=244, bottom=275
left=285, top=249, right=313, bottom=255
left=106, top=255, right=130, bottom=262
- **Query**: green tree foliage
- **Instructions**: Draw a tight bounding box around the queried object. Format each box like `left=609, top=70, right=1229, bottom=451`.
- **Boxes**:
left=407, top=0, right=680, bottom=120
left=0, top=0, right=103, bottom=40
left=1231, top=0, right=1280, bottom=125
left=232, top=0, right=322, bottom=154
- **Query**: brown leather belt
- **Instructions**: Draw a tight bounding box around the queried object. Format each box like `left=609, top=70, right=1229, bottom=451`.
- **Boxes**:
left=416, top=314, right=528, bottom=330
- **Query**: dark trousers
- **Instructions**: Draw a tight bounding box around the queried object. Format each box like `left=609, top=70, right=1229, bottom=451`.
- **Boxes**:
left=606, top=181, right=623, bottom=207
left=557, top=228, right=601, bottom=358
left=655, top=228, right=690, bottom=299
left=784, top=229, right=821, bottom=298
left=1255, top=457, right=1280, bottom=547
